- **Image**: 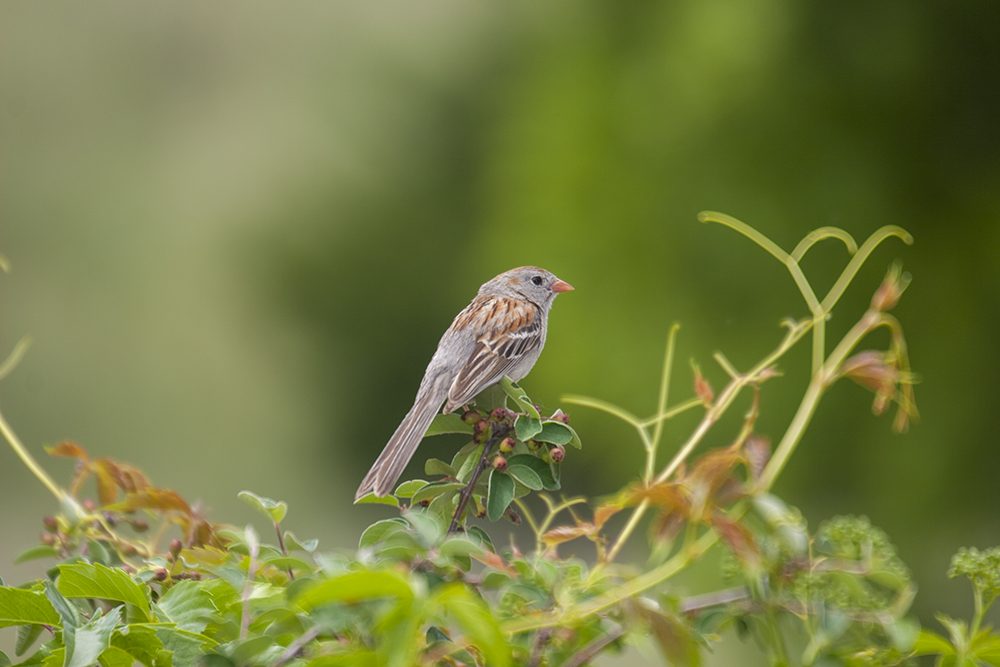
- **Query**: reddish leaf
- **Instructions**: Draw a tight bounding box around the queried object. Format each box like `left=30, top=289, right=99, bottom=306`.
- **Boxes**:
left=541, top=525, right=593, bottom=547
left=108, top=488, right=192, bottom=514
left=46, top=441, right=89, bottom=461
left=710, top=513, right=760, bottom=568
left=91, top=460, right=121, bottom=505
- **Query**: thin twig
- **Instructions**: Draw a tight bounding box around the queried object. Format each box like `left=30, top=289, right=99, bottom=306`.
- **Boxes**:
left=449, top=424, right=510, bottom=533
left=527, top=628, right=551, bottom=667
left=563, top=623, right=625, bottom=667
left=274, top=522, right=295, bottom=581
left=274, top=627, right=321, bottom=667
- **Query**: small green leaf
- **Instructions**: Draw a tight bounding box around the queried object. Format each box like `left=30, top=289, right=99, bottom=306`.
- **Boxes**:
left=500, top=377, right=540, bottom=420
left=15, top=623, right=43, bottom=656
left=912, top=629, right=954, bottom=656
left=394, top=479, right=429, bottom=498
left=354, top=492, right=400, bottom=508
left=514, top=416, right=542, bottom=442
left=98, top=646, right=134, bottom=667
left=58, top=563, right=151, bottom=620
left=410, top=482, right=464, bottom=505
left=425, top=413, right=473, bottom=437
left=237, top=490, right=288, bottom=524
left=295, top=570, right=414, bottom=610
left=506, top=455, right=559, bottom=490
left=466, top=526, right=496, bottom=553
left=534, top=421, right=576, bottom=446
left=506, top=465, right=543, bottom=491
left=66, top=607, right=121, bottom=667
left=0, top=586, right=59, bottom=628
left=359, top=518, right=407, bottom=550
left=156, top=580, right=214, bottom=633
left=486, top=470, right=515, bottom=522
left=424, top=458, right=456, bottom=477
left=14, top=546, right=58, bottom=565
left=430, top=585, right=511, bottom=667
left=0, top=649, right=9, bottom=667
left=283, top=530, right=319, bottom=553
left=452, top=443, right=484, bottom=481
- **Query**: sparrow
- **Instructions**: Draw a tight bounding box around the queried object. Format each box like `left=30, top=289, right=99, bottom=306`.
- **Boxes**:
left=355, top=266, right=574, bottom=500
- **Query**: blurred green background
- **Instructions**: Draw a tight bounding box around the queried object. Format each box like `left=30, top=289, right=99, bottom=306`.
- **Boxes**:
left=1, top=1, right=998, bottom=664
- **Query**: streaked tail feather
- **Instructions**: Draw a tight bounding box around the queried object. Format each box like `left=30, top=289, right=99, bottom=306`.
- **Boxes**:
left=355, top=391, right=442, bottom=500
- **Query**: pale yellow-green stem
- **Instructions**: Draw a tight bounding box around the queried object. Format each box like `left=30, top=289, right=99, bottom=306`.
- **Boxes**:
left=0, top=407, right=65, bottom=502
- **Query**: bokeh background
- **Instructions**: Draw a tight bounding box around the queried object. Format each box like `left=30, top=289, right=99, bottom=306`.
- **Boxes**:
left=2, top=1, right=998, bottom=664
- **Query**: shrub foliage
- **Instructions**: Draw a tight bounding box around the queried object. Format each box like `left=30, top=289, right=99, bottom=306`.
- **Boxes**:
left=0, top=214, right=995, bottom=666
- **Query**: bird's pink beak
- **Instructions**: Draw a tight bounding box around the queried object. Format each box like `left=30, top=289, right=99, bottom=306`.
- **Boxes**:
left=551, top=279, right=575, bottom=293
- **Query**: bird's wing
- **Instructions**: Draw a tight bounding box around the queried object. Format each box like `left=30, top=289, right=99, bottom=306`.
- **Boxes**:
left=445, top=297, right=542, bottom=411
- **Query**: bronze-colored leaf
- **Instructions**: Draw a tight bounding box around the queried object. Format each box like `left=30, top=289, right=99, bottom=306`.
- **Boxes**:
left=91, top=459, right=120, bottom=506
left=108, top=488, right=192, bottom=515
left=710, top=513, right=760, bottom=569
left=541, top=524, right=592, bottom=547
left=46, top=440, right=89, bottom=461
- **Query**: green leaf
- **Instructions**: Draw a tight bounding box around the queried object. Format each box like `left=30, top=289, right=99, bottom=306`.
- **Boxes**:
left=284, top=530, right=319, bottom=553
left=110, top=624, right=168, bottom=665
left=66, top=608, right=121, bottom=667
left=913, top=629, right=954, bottom=656
left=514, top=416, right=542, bottom=442
left=486, top=470, right=515, bottom=522
left=237, top=490, right=288, bottom=524
left=0, top=650, right=9, bottom=667
left=14, top=546, right=58, bottom=565
left=15, top=623, right=43, bottom=656
left=98, top=646, right=134, bottom=667
left=452, top=443, right=484, bottom=481
left=424, top=458, right=456, bottom=477
left=425, top=413, right=473, bottom=437
left=505, top=455, right=558, bottom=490
left=359, top=518, right=407, bottom=550
left=430, top=585, right=511, bottom=667
left=156, top=580, right=214, bottom=633
left=535, top=421, right=579, bottom=447
left=410, top=482, right=464, bottom=505
left=57, top=563, right=151, bottom=621
left=466, top=526, right=496, bottom=553
left=295, top=570, right=414, bottom=610
left=500, top=377, right=540, bottom=420
left=394, top=479, right=429, bottom=499
left=506, top=465, right=543, bottom=491
left=0, top=587, right=59, bottom=628
left=354, top=492, right=400, bottom=508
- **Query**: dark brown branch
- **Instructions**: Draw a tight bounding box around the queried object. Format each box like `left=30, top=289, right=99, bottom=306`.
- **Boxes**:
left=448, top=424, right=510, bottom=533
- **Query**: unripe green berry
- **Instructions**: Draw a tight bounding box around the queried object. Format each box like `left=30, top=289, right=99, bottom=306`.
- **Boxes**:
left=499, top=437, right=516, bottom=454
left=462, top=409, right=482, bottom=425
left=492, top=455, right=507, bottom=471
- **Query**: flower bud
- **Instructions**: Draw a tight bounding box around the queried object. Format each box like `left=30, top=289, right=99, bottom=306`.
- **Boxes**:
left=499, top=437, right=516, bottom=454
left=692, top=363, right=715, bottom=406
left=42, top=516, right=58, bottom=533
left=168, top=538, right=183, bottom=560
left=41, top=532, right=56, bottom=546
left=550, top=410, right=570, bottom=424
left=527, top=439, right=541, bottom=451
left=492, top=455, right=508, bottom=471
left=131, top=518, right=149, bottom=533
left=871, top=263, right=909, bottom=312
left=490, top=407, right=513, bottom=423
left=550, top=446, right=565, bottom=463
left=153, top=568, right=168, bottom=581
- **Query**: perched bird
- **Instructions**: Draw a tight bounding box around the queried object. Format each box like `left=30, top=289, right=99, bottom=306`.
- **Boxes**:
left=355, top=266, right=574, bottom=500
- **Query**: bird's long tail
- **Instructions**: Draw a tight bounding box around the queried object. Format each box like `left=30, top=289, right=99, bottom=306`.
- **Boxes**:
left=355, top=389, right=443, bottom=500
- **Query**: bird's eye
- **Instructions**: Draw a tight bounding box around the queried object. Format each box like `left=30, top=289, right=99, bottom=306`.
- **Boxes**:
left=531, top=275, right=543, bottom=286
